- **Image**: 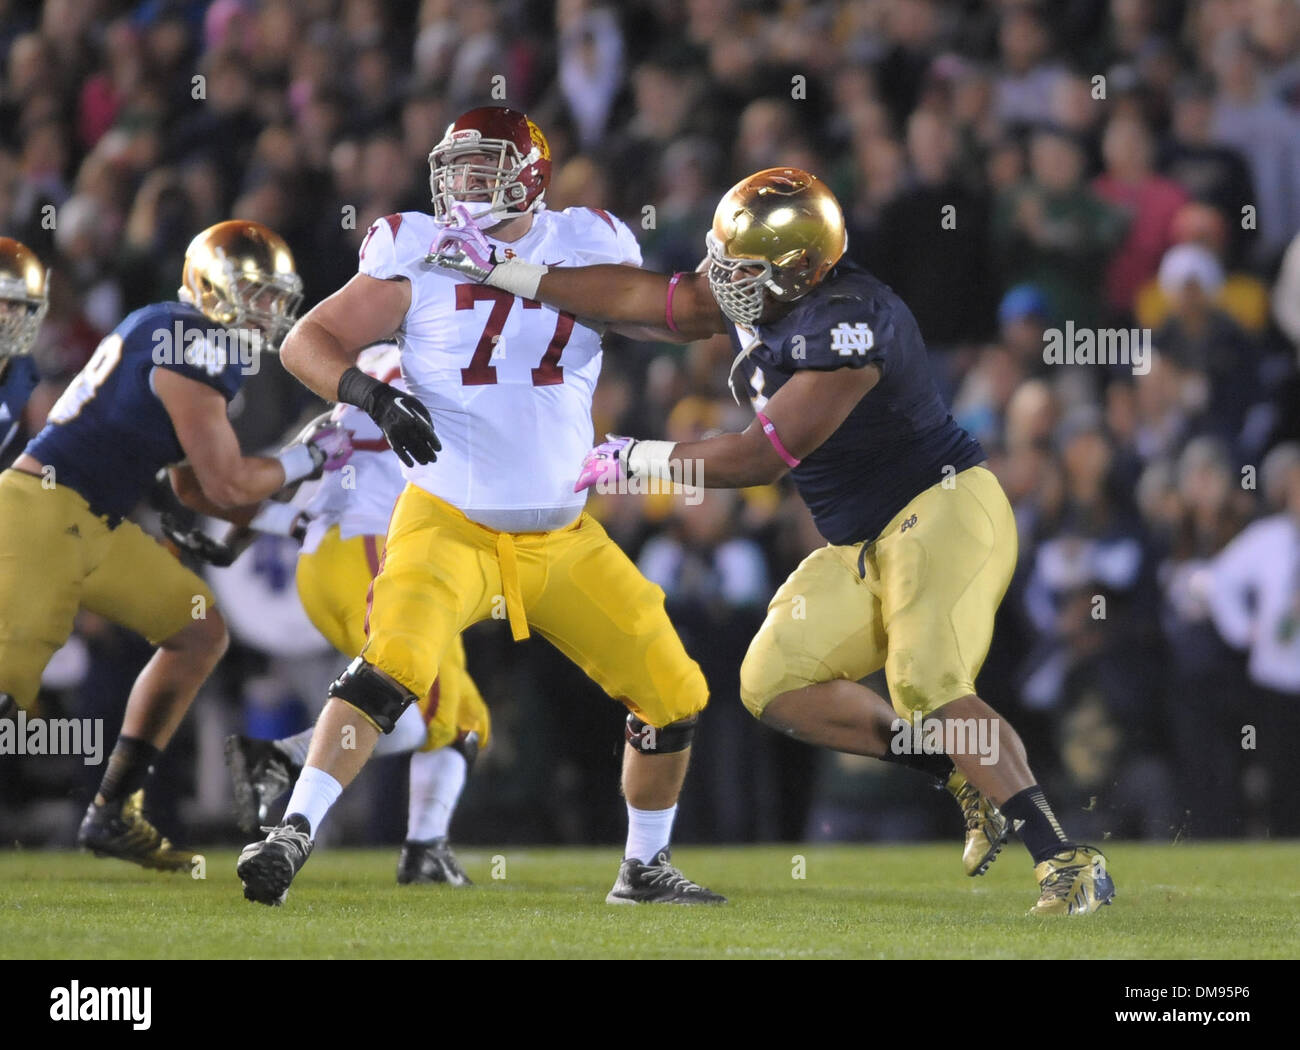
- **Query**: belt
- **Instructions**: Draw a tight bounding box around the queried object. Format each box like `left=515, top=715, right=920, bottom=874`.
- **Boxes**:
left=495, top=532, right=530, bottom=641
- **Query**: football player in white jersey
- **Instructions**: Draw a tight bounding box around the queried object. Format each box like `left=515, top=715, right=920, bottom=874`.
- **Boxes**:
left=237, top=107, right=723, bottom=906
left=188, top=342, right=490, bottom=885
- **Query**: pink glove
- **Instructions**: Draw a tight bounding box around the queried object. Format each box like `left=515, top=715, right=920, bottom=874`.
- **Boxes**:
left=574, top=434, right=633, bottom=493
left=426, top=203, right=503, bottom=281
left=309, top=422, right=354, bottom=471
left=293, top=411, right=355, bottom=474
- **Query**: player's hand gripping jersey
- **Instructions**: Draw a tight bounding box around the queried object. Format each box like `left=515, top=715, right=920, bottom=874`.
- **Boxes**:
left=358, top=206, right=641, bottom=532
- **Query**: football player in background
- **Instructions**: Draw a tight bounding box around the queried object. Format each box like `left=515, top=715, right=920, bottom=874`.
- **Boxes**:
left=0, top=238, right=46, bottom=457
left=0, top=220, right=350, bottom=871
left=237, top=106, right=723, bottom=907
left=429, top=167, right=1115, bottom=916
left=175, top=342, right=490, bottom=885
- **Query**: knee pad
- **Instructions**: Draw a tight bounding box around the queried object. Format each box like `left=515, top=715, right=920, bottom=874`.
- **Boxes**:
left=451, top=729, right=480, bottom=773
left=0, top=692, right=15, bottom=720
left=329, top=657, right=417, bottom=734
left=625, top=713, right=697, bottom=755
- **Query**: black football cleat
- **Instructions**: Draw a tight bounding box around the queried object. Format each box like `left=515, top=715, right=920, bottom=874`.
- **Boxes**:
left=225, top=734, right=299, bottom=833
left=606, top=849, right=726, bottom=905
left=237, top=814, right=313, bottom=906
left=77, top=789, right=197, bottom=873
left=396, top=838, right=473, bottom=886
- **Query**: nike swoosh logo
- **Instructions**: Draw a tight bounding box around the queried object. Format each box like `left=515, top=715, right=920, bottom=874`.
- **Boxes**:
left=543, top=259, right=565, bottom=266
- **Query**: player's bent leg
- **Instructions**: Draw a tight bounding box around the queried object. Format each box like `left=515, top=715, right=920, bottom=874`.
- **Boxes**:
left=240, top=489, right=496, bottom=905
left=873, top=467, right=1026, bottom=878
left=237, top=660, right=418, bottom=906
left=77, top=610, right=227, bottom=873
left=526, top=514, right=720, bottom=903
left=0, top=469, right=97, bottom=709
left=77, top=527, right=226, bottom=872
left=608, top=714, right=724, bottom=905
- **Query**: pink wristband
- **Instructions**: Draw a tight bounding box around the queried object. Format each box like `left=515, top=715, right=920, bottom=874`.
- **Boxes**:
left=756, top=411, right=801, bottom=468
left=665, top=272, right=685, bottom=333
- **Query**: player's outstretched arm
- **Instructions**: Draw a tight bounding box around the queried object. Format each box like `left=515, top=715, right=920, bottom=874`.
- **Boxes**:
left=156, top=370, right=346, bottom=508
left=426, top=217, right=726, bottom=339
left=578, top=364, right=881, bottom=492
left=281, top=273, right=440, bottom=467
left=537, top=267, right=726, bottom=341
left=280, top=273, right=409, bottom=401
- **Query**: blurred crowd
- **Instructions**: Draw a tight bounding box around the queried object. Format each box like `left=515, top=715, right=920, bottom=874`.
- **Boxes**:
left=3, top=0, right=1300, bottom=848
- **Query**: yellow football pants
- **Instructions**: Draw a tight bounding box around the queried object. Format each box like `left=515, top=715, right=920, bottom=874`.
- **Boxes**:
left=740, top=465, right=1018, bottom=718
left=0, top=468, right=215, bottom=709
left=295, top=525, right=489, bottom=752
left=362, top=484, right=708, bottom=729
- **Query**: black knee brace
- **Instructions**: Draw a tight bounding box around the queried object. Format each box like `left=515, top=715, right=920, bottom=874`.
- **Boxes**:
left=451, top=729, right=480, bottom=773
left=328, top=657, right=417, bottom=734
left=0, top=693, right=15, bottom=720
left=625, top=713, right=697, bottom=754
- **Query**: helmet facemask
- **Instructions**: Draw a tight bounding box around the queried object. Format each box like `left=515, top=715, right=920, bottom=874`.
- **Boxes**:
left=184, top=248, right=303, bottom=350
left=706, top=232, right=788, bottom=327
left=0, top=275, right=48, bottom=359
left=429, top=137, right=541, bottom=229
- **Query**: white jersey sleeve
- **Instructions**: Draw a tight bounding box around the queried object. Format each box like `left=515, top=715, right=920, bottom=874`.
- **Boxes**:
left=557, top=207, right=643, bottom=267
left=357, top=214, right=433, bottom=315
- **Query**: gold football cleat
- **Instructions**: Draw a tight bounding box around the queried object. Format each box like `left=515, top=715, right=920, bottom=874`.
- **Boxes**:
left=946, top=769, right=1009, bottom=876
left=77, top=789, right=197, bottom=873
left=1030, top=846, right=1116, bottom=916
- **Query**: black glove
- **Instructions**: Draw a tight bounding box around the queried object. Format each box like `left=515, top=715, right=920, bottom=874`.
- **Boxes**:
left=338, top=367, right=441, bottom=468
left=161, top=514, right=239, bottom=567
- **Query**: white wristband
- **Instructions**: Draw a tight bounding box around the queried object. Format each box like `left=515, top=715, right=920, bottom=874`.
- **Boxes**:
left=487, top=258, right=548, bottom=300
left=249, top=501, right=303, bottom=537
left=626, top=439, right=676, bottom=482
left=277, top=443, right=317, bottom=485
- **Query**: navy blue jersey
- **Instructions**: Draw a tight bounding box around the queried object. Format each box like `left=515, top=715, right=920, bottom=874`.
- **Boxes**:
left=26, top=301, right=247, bottom=522
left=728, top=259, right=985, bottom=546
left=0, top=355, right=39, bottom=455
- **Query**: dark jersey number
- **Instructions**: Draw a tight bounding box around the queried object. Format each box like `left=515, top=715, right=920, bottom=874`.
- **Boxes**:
left=456, top=285, right=574, bottom=387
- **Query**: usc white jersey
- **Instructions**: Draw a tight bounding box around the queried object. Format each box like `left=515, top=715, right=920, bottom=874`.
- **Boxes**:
left=301, top=343, right=406, bottom=554
left=357, top=206, right=642, bottom=531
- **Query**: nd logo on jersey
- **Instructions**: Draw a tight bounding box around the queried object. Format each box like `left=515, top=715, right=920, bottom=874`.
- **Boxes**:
left=830, top=322, right=874, bottom=356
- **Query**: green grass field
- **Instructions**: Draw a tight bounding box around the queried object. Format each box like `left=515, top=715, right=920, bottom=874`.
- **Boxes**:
left=2, top=842, right=1297, bottom=959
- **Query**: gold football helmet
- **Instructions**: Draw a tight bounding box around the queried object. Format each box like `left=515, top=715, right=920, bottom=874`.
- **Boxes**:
left=0, top=236, right=49, bottom=359
left=706, top=168, right=847, bottom=326
left=178, top=220, right=303, bottom=347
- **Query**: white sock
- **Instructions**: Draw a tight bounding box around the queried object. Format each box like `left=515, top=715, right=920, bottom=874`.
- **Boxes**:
left=275, top=728, right=312, bottom=768
left=406, top=747, right=467, bottom=841
left=282, top=766, right=342, bottom=839
left=625, top=803, right=677, bottom=863
left=276, top=704, right=424, bottom=767
left=373, top=704, right=427, bottom=757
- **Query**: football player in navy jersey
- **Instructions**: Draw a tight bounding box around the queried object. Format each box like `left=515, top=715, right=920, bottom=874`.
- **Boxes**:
left=0, top=238, right=47, bottom=457
left=429, top=168, right=1115, bottom=916
left=0, top=220, right=351, bottom=871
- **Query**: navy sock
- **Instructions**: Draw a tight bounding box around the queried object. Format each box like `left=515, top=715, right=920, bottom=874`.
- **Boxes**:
left=878, top=748, right=955, bottom=788
left=97, top=735, right=161, bottom=804
left=1001, top=785, right=1072, bottom=863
